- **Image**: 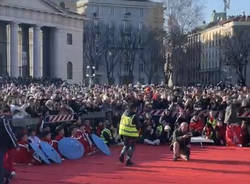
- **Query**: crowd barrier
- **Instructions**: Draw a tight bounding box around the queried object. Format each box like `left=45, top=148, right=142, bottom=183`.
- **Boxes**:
left=12, top=111, right=107, bottom=128
left=12, top=117, right=40, bottom=128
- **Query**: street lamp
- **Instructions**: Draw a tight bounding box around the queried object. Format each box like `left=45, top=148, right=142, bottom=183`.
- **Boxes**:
left=86, top=65, right=96, bottom=88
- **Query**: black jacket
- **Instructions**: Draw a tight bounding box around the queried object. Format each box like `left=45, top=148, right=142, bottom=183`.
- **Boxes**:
left=0, top=116, right=18, bottom=150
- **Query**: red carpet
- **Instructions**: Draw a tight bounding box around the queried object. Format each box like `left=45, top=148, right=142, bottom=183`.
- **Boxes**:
left=12, top=145, right=250, bottom=184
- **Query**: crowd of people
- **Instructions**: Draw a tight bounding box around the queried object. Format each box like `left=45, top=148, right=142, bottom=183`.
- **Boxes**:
left=1, top=77, right=250, bottom=183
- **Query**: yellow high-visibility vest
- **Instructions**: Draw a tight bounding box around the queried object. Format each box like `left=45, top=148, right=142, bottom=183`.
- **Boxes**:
left=119, top=114, right=139, bottom=137
left=101, top=128, right=112, bottom=144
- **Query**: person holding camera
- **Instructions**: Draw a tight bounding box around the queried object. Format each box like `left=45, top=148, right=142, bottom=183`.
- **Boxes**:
left=172, top=122, right=192, bottom=161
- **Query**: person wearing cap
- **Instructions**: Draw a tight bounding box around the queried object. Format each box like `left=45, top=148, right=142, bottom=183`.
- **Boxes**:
left=119, top=102, right=141, bottom=166
left=0, top=105, right=18, bottom=184
left=172, top=122, right=192, bottom=161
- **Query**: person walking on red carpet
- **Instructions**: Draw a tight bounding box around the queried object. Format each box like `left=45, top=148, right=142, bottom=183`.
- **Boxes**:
left=119, top=102, right=141, bottom=166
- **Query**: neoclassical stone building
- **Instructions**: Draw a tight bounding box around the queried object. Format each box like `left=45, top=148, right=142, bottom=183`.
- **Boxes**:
left=0, top=0, right=84, bottom=82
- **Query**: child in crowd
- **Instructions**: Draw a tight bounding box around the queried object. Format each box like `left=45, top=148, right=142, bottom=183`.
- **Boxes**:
left=189, top=114, right=204, bottom=136
left=100, top=123, right=115, bottom=147
left=75, top=124, right=91, bottom=154
left=41, top=130, right=56, bottom=147
left=143, top=124, right=160, bottom=146
left=28, top=128, right=41, bottom=147
left=53, top=125, right=65, bottom=154
left=214, top=119, right=226, bottom=145
left=202, top=123, right=215, bottom=140
left=12, top=130, right=41, bottom=165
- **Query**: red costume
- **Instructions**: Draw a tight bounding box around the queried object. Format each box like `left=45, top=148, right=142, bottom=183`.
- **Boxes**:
left=73, top=130, right=91, bottom=154
left=41, top=137, right=56, bottom=148
left=53, top=135, right=64, bottom=151
left=226, top=124, right=243, bottom=146
left=190, top=118, right=204, bottom=134
left=12, top=140, right=40, bottom=164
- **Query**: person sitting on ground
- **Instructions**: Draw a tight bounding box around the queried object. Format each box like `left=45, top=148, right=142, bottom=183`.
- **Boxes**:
left=172, top=122, right=192, bottom=161
left=189, top=114, right=204, bottom=136
left=28, top=128, right=41, bottom=147
left=12, top=130, right=41, bottom=165
left=214, top=118, right=226, bottom=145
left=202, top=123, right=215, bottom=140
left=41, top=131, right=56, bottom=147
left=100, top=122, right=115, bottom=147
left=76, top=124, right=91, bottom=155
left=143, top=124, right=160, bottom=146
left=53, top=125, right=65, bottom=154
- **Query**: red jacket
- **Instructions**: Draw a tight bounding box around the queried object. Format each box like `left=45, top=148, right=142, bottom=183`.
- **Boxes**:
left=53, top=135, right=64, bottom=152
left=226, top=125, right=243, bottom=146
left=12, top=140, right=40, bottom=164
left=190, top=118, right=204, bottom=133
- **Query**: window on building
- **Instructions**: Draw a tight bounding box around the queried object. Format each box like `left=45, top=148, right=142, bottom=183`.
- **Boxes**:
left=110, top=7, right=114, bottom=16
left=93, top=6, right=99, bottom=16
left=140, top=8, right=144, bottom=17
left=139, top=63, right=144, bottom=72
left=138, top=22, right=143, bottom=30
left=67, top=33, right=73, bottom=45
left=125, top=7, right=129, bottom=14
left=67, top=62, right=73, bottom=80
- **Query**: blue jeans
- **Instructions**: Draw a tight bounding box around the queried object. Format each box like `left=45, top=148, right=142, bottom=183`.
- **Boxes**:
left=0, top=148, right=6, bottom=184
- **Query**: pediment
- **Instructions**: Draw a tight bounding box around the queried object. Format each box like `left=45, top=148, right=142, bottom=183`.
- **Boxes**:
left=0, top=0, right=63, bottom=14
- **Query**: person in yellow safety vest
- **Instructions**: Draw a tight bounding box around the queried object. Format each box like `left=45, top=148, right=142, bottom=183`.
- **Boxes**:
left=100, top=123, right=115, bottom=147
left=119, top=102, right=141, bottom=166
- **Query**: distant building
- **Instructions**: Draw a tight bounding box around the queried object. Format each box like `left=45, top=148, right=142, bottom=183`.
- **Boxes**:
left=0, top=0, right=84, bottom=83
left=77, top=0, right=165, bottom=84
left=182, top=12, right=250, bottom=86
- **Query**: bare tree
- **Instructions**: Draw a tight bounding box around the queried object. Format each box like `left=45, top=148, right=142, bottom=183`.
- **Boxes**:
left=83, top=20, right=105, bottom=82
left=139, top=29, right=165, bottom=84
left=164, top=0, right=203, bottom=86
left=102, top=24, right=122, bottom=85
left=164, top=0, right=204, bottom=32
left=221, top=28, right=250, bottom=86
left=119, top=26, right=142, bottom=84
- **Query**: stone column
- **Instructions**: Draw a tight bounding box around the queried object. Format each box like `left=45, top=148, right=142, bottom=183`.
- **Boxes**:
left=42, top=27, right=51, bottom=78
left=33, top=25, right=42, bottom=78
left=0, top=22, right=8, bottom=76
left=21, top=25, right=30, bottom=78
left=10, top=22, right=19, bottom=77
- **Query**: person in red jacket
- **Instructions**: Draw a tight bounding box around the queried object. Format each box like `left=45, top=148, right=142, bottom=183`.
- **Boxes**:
left=41, top=131, right=56, bottom=148
left=215, top=119, right=226, bottom=145
left=75, top=125, right=90, bottom=155
left=189, top=114, right=204, bottom=136
left=12, top=132, right=41, bottom=165
left=53, top=125, right=65, bottom=153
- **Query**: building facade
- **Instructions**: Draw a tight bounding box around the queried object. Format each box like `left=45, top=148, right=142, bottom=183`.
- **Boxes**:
left=0, top=0, right=84, bottom=83
left=183, top=13, right=250, bottom=86
left=77, top=0, right=165, bottom=85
